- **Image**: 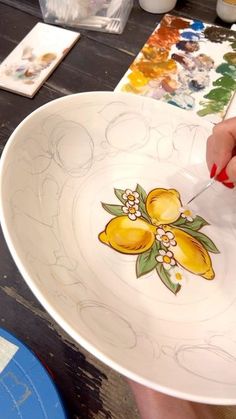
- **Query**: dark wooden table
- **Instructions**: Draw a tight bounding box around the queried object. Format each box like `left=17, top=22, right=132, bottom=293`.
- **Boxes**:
left=0, top=1, right=228, bottom=418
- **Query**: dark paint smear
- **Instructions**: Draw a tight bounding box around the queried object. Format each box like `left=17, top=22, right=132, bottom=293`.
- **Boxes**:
left=204, top=26, right=236, bottom=43
left=176, top=40, right=199, bottom=52
left=189, top=79, right=206, bottom=91
left=167, top=99, right=193, bottom=110
left=190, top=20, right=205, bottom=31
left=171, top=53, right=195, bottom=70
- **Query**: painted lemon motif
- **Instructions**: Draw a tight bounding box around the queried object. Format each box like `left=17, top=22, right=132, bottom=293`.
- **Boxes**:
left=167, top=226, right=215, bottom=279
left=99, top=216, right=156, bottom=254
left=146, top=188, right=181, bottom=226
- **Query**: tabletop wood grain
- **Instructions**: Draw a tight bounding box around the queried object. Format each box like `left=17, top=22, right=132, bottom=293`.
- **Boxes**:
left=0, top=1, right=231, bottom=418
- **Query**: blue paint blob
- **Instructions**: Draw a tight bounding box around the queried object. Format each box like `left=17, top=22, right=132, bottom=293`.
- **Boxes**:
left=190, top=20, right=204, bottom=31
left=167, top=93, right=195, bottom=110
left=181, top=31, right=200, bottom=41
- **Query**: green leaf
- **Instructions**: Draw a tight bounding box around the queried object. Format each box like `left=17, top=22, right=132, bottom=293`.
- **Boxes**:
left=156, top=264, right=181, bottom=295
left=185, top=216, right=209, bottom=231
left=177, top=226, right=220, bottom=254
left=173, top=215, right=209, bottom=231
left=136, top=184, right=147, bottom=202
left=139, top=202, right=152, bottom=222
left=135, top=184, right=152, bottom=222
left=155, top=238, right=161, bottom=251
left=114, top=188, right=126, bottom=204
left=230, top=41, right=236, bottom=50
left=136, top=242, right=159, bottom=278
left=171, top=217, right=186, bottom=227
left=101, top=203, right=124, bottom=217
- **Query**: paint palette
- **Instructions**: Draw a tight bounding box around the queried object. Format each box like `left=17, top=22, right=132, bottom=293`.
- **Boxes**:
left=116, top=14, right=236, bottom=123
left=0, top=23, right=80, bottom=98
left=0, top=328, right=67, bottom=418
left=1, top=92, right=236, bottom=404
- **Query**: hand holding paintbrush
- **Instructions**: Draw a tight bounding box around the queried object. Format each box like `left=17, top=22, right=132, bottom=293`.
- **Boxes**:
left=187, top=117, right=236, bottom=205
left=206, top=117, right=236, bottom=189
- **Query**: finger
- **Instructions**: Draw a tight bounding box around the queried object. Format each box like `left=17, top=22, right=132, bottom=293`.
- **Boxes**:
left=206, top=134, right=216, bottom=172
left=206, top=118, right=236, bottom=174
left=224, top=155, right=236, bottom=183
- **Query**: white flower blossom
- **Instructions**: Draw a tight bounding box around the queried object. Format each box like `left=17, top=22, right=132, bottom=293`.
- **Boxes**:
left=156, top=250, right=176, bottom=270
left=122, top=189, right=139, bottom=206
left=156, top=228, right=176, bottom=247
left=170, top=267, right=185, bottom=284
left=180, top=206, right=196, bottom=222
left=122, top=203, right=141, bottom=221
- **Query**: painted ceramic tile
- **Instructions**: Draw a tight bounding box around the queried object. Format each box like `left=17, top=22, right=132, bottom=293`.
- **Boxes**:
left=0, top=22, right=80, bottom=98
left=116, top=14, right=236, bottom=123
left=99, top=185, right=219, bottom=295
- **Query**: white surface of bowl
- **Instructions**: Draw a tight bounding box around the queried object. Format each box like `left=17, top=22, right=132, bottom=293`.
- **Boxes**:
left=1, top=91, right=236, bottom=404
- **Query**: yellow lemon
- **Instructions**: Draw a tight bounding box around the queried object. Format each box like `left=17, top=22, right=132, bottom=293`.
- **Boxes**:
left=167, top=226, right=215, bottom=280
left=146, top=188, right=182, bottom=226
left=99, top=216, right=156, bottom=254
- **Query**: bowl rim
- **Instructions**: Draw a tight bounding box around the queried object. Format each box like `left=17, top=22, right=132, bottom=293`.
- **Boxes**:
left=0, top=91, right=234, bottom=405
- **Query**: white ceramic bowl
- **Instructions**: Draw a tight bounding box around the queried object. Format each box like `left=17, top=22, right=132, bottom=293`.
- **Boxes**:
left=1, top=92, right=236, bottom=404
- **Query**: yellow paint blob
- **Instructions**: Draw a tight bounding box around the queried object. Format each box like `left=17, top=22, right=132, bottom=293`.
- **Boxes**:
left=128, top=70, right=149, bottom=88
left=132, top=59, right=177, bottom=79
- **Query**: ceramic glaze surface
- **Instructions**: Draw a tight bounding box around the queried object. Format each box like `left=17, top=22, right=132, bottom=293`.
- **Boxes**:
left=1, top=92, right=236, bottom=404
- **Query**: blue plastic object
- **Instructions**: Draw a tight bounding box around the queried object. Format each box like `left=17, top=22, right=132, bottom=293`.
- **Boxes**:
left=0, top=328, right=67, bottom=418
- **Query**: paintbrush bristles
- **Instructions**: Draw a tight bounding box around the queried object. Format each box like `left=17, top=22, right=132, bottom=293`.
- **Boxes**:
left=45, top=0, right=107, bottom=21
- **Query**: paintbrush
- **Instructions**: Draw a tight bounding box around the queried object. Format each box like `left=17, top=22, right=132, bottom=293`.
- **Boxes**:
left=187, top=178, right=216, bottom=205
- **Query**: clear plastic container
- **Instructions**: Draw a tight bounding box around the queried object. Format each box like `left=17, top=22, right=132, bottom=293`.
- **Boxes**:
left=39, top=0, right=133, bottom=34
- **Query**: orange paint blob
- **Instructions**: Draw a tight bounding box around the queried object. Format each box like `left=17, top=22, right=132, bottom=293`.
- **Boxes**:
left=147, top=27, right=180, bottom=49
left=161, top=15, right=190, bottom=29
left=142, top=45, right=169, bottom=63
left=161, top=76, right=179, bottom=93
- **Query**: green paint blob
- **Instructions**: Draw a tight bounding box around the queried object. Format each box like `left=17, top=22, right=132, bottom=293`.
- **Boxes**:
left=223, top=52, right=236, bottom=65
left=198, top=101, right=225, bottom=116
left=204, top=88, right=231, bottom=104
left=213, top=75, right=236, bottom=90
left=216, top=63, right=236, bottom=78
left=230, top=41, right=236, bottom=51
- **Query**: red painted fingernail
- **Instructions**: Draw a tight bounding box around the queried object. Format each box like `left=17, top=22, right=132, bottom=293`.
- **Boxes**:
left=223, top=182, right=234, bottom=189
left=216, top=167, right=229, bottom=182
left=210, top=163, right=217, bottom=178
